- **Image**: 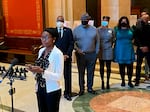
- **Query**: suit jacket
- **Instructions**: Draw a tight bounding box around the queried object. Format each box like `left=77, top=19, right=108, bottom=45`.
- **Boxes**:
left=134, top=21, right=150, bottom=49
left=55, top=27, right=74, bottom=58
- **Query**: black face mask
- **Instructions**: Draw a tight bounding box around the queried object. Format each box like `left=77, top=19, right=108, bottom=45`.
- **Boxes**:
left=141, top=20, right=148, bottom=25
left=81, top=21, right=88, bottom=25
left=121, top=22, right=127, bottom=27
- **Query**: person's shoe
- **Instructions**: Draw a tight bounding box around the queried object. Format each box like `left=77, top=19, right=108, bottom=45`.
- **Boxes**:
left=88, top=89, right=97, bottom=94
left=121, top=81, right=125, bottom=87
left=78, top=91, right=84, bottom=96
left=128, top=82, right=134, bottom=88
left=106, top=84, right=110, bottom=89
left=66, top=95, right=72, bottom=101
left=135, top=82, right=139, bottom=86
left=106, top=81, right=110, bottom=89
left=135, top=80, right=139, bottom=86
left=64, top=94, right=67, bottom=99
left=101, top=81, right=105, bottom=90
left=64, top=94, right=72, bottom=101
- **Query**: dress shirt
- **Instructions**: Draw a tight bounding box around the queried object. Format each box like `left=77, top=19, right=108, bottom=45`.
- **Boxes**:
left=57, top=27, right=63, bottom=38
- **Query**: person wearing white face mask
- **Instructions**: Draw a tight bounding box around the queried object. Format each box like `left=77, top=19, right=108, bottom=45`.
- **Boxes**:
left=97, top=16, right=115, bottom=90
left=56, top=21, right=64, bottom=29
left=55, top=16, right=74, bottom=101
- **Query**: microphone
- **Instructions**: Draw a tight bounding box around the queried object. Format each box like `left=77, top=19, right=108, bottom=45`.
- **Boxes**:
left=2, top=58, right=19, bottom=80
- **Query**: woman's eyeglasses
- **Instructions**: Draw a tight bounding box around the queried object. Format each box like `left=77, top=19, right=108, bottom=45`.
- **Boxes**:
left=41, top=36, right=49, bottom=41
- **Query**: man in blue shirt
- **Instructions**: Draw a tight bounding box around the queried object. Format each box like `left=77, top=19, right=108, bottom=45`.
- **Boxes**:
left=73, top=13, right=99, bottom=96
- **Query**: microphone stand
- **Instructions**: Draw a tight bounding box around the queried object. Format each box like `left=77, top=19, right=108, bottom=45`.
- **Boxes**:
left=7, top=68, right=15, bottom=112
left=1, top=58, right=18, bottom=112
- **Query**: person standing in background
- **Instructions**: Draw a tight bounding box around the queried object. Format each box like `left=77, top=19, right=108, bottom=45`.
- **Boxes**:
left=136, top=9, right=149, bottom=28
left=73, top=13, right=99, bottom=96
left=55, top=16, right=74, bottom=101
left=97, top=16, right=115, bottom=90
left=26, top=28, right=64, bottom=112
left=114, top=16, right=135, bottom=88
left=134, top=14, right=150, bottom=86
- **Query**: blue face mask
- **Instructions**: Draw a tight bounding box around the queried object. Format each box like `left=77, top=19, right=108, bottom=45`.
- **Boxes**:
left=101, top=21, right=108, bottom=26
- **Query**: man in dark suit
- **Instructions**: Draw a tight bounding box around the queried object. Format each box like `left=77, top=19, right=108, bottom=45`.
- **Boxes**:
left=55, top=16, right=74, bottom=101
left=134, top=14, right=150, bottom=86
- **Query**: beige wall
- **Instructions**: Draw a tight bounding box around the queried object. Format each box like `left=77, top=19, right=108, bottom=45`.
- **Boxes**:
left=45, top=0, right=86, bottom=28
left=119, top=0, right=131, bottom=18
left=72, top=0, right=86, bottom=20
left=101, top=0, right=131, bottom=28
left=45, top=0, right=130, bottom=28
left=45, top=0, right=62, bottom=27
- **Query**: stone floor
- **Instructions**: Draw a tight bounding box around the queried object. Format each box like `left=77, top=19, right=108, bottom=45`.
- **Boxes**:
left=74, top=86, right=150, bottom=112
left=0, top=62, right=149, bottom=112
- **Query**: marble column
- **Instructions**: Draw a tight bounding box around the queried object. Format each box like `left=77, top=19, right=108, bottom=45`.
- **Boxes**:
left=45, top=0, right=63, bottom=27
left=101, top=0, right=131, bottom=28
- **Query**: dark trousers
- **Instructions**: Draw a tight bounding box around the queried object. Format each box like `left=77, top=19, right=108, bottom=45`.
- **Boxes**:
left=99, top=60, right=111, bottom=80
left=136, top=48, right=150, bottom=83
left=119, top=63, right=133, bottom=83
left=64, top=59, right=72, bottom=96
left=36, top=86, right=61, bottom=112
left=75, top=52, right=97, bottom=91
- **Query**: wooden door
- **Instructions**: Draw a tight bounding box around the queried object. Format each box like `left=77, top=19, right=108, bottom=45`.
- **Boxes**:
left=86, top=0, right=101, bottom=27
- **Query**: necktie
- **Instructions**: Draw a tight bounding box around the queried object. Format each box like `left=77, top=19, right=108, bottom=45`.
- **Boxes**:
left=58, top=28, right=61, bottom=38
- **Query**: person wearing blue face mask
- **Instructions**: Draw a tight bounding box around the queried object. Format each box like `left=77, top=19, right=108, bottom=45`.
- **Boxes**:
left=97, top=16, right=115, bottom=90
left=101, top=20, right=109, bottom=27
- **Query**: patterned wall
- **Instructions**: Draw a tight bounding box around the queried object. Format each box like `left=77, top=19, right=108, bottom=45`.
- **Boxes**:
left=2, top=0, right=43, bottom=37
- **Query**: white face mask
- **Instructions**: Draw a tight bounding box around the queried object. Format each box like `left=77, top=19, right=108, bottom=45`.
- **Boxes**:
left=56, top=21, right=64, bottom=28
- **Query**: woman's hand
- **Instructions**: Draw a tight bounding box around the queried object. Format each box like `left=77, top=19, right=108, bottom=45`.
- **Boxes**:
left=25, top=64, right=44, bottom=74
